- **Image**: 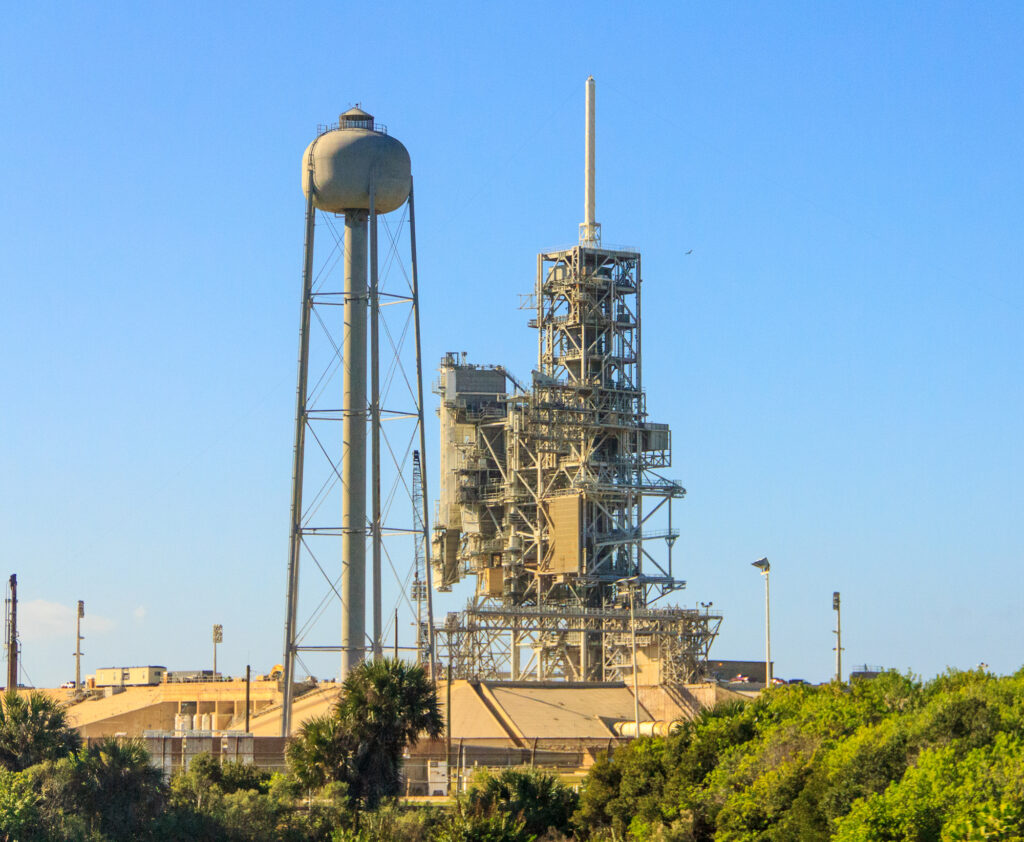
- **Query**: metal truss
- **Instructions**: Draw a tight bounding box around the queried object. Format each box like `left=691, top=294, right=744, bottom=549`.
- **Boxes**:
left=431, top=244, right=721, bottom=684
left=438, top=600, right=722, bottom=684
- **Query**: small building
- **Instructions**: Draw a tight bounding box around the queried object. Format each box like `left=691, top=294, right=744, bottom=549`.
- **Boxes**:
left=93, top=666, right=167, bottom=687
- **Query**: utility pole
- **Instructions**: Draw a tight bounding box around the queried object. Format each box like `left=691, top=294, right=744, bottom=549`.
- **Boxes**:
left=212, top=624, right=223, bottom=679
left=74, top=601, right=85, bottom=691
left=5, top=575, right=17, bottom=691
left=245, top=665, right=251, bottom=733
left=833, top=592, right=843, bottom=683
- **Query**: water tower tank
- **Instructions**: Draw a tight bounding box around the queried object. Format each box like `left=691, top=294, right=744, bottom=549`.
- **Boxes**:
left=302, top=107, right=411, bottom=213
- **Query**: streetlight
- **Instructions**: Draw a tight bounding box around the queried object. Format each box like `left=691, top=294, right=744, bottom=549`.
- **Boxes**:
left=212, top=624, right=223, bottom=679
left=833, top=591, right=843, bottom=683
left=751, top=558, right=771, bottom=686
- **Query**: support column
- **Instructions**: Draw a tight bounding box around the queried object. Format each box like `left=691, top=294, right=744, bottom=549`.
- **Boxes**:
left=370, top=188, right=382, bottom=660
left=281, top=169, right=316, bottom=735
left=341, top=210, right=369, bottom=678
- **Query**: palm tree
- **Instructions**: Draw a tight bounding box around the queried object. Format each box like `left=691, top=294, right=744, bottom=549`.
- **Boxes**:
left=286, top=712, right=352, bottom=790
left=286, top=659, right=441, bottom=807
left=69, top=736, right=166, bottom=838
left=0, top=690, right=81, bottom=771
left=335, top=658, right=442, bottom=806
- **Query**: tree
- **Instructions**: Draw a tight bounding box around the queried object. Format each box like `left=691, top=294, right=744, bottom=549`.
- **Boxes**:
left=286, top=713, right=352, bottom=791
left=333, top=658, right=442, bottom=807
left=52, top=736, right=166, bottom=839
left=0, top=690, right=81, bottom=772
left=287, top=659, right=442, bottom=808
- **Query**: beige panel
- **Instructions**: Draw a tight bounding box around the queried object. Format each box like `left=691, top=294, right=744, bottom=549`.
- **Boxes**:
left=547, top=494, right=581, bottom=574
left=482, top=566, right=504, bottom=597
left=444, top=530, right=460, bottom=587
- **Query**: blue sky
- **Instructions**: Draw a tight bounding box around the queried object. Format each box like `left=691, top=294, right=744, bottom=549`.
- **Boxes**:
left=2, top=2, right=1022, bottom=687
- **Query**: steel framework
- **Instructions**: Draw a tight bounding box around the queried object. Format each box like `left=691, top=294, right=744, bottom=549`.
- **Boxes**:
left=432, top=246, right=720, bottom=683
left=431, top=78, right=721, bottom=685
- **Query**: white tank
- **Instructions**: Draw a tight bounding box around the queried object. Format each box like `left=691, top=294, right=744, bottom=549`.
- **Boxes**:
left=182, top=714, right=193, bottom=731
left=201, top=713, right=211, bottom=731
left=302, top=107, right=411, bottom=214
left=174, top=714, right=182, bottom=732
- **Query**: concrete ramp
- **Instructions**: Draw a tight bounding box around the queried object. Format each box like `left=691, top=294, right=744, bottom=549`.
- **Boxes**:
left=484, top=682, right=651, bottom=740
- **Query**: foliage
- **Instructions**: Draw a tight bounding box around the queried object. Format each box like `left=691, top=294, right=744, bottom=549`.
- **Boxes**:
left=329, top=800, right=441, bottom=841
left=287, top=712, right=353, bottom=791
left=10, top=665, right=1024, bottom=840
left=574, top=668, right=1024, bottom=841
left=431, top=810, right=535, bottom=842
left=465, top=766, right=578, bottom=838
left=0, top=690, right=81, bottom=772
left=170, top=751, right=274, bottom=810
left=0, top=768, right=41, bottom=842
left=35, top=736, right=166, bottom=840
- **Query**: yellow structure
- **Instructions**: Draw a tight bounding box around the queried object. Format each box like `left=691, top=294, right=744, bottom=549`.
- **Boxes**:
left=60, top=678, right=281, bottom=738
left=93, top=665, right=166, bottom=687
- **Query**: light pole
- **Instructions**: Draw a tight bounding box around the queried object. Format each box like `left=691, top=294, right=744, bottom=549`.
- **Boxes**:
left=74, top=601, right=84, bottom=691
left=833, top=591, right=843, bottom=683
left=212, top=624, right=223, bottom=679
left=752, top=558, right=771, bottom=686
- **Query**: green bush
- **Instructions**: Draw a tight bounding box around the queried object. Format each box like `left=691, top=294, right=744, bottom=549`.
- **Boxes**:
left=466, top=766, right=577, bottom=838
left=0, top=768, right=41, bottom=842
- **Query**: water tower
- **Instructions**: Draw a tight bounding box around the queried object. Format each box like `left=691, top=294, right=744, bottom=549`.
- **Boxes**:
left=281, top=108, right=436, bottom=735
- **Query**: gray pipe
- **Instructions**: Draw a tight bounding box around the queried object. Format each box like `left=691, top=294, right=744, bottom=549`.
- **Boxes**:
left=341, top=210, right=368, bottom=677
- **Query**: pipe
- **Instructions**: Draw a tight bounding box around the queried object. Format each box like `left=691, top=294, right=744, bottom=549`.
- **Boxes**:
left=370, top=184, right=383, bottom=660
left=341, top=209, right=369, bottom=678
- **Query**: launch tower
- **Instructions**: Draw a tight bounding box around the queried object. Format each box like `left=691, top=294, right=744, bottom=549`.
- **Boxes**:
left=432, top=79, right=721, bottom=684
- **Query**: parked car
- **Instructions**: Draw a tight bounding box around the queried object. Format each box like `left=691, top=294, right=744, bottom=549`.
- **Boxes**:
left=788, top=678, right=809, bottom=685
left=770, top=677, right=787, bottom=686
left=60, top=681, right=76, bottom=689
left=731, top=674, right=750, bottom=683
